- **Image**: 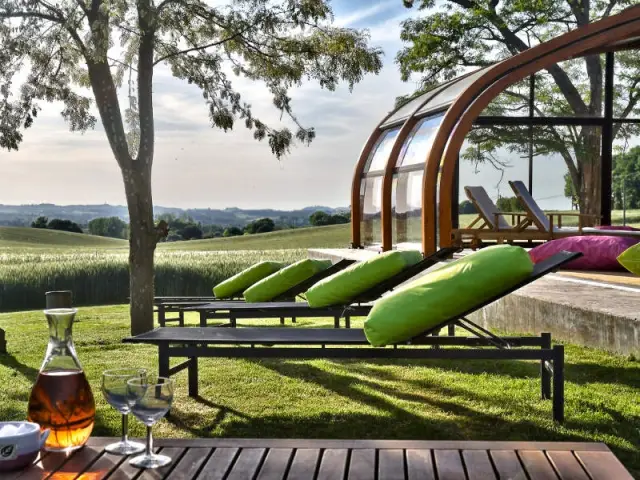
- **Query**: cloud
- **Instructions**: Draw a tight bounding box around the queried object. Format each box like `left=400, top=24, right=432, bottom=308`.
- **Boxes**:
left=335, top=0, right=399, bottom=27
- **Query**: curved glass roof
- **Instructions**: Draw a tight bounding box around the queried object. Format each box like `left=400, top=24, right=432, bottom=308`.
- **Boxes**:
left=381, top=67, right=491, bottom=128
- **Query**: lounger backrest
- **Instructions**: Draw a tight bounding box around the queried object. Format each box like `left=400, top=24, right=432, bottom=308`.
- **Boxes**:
left=412, top=250, right=582, bottom=339
left=509, top=180, right=550, bottom=232
left=464, top=186, right=511, bottom=230
left=352, top=247, right=458, bottom=303
left=273, top=258, right=356, bottom=300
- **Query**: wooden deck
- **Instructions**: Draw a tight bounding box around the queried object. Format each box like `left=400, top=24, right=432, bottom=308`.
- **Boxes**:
left=5, top=438, right=633, bottom=479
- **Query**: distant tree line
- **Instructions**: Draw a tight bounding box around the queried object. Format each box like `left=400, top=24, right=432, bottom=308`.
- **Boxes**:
left=31, top=216, right=83, bottom=234
left=309, top=211, right=350, bottom=226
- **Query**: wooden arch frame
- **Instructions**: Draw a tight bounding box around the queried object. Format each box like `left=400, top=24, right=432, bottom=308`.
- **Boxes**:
left=421, top=5, right=640, bottom=254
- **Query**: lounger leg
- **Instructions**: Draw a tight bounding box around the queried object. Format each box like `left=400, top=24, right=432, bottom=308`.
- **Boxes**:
left=345, top=315, right=351, bottom=329
left=292, top=317, right=297, bottom=323
left=158, top=305, right=166, bottom=327
left=199, top=311, right=207, bottom=327
left=541, top=333, right=551, bottom=400
left=447, top=324, right=455, bottom=336
left=280, top=317, right=285, bottom=325
left=552, top=345, right=565, bottom=423
left=230, top=316, right=237, bottom=328
left=334, top=316, right=340, bottom=328
left=179, top=310, right=185, bottom=327
left=158, top=344, right=170, bottom=378
left=188, top=357, right=199, bottom=398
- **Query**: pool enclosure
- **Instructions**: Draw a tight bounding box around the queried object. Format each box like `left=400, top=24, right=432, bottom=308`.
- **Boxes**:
left=351, top=5, right=640, bottom=255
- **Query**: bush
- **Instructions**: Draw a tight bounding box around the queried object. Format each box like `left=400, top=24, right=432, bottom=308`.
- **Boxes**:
left=31, top=216, right=48, bottom=228
left=47, top=218, right=83, bottom=233
left=181, top=224, right=203, bottom=240
left=496, top=196, right=524, bottom=213
left=223, top=226, right=244, bottom=237
left=458, top=200, right=477, bottom=214
left=88, top=217, right=128, bottom=239
left=245, top=218, right=275, bottom=234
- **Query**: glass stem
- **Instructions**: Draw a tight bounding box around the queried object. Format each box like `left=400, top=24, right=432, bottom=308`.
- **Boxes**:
left=121, top=414, right=128, bottom=444
left=146, top=426, right=153, bottom=457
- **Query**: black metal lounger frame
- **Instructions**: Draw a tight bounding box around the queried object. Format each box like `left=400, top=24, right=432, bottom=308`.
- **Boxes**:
left=185, top=247, right=459, bottom=328
left=124, top=251, right=580, bottom=423
left=155, top=258, right=357, bottom=326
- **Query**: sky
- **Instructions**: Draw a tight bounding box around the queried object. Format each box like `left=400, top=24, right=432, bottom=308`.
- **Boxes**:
left=0, top=0, right=422, bottom=210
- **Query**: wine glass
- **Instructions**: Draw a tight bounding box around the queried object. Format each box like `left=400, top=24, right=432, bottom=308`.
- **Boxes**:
left=101, top=369, right=146, bottom=455
left=126, top=375, right=174, bottom=469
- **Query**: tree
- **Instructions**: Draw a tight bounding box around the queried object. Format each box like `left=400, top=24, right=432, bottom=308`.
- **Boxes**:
left=88, top=216, right=128, bottom=238
left=31, top=216, right=48, bottom=228
left=458, top=200, right=476, bottom=214
left=0, top=1, right=383, bottom=334
left=496, top=196, right=523, bottom=213
left=309, top=210, right=331, bottom=226
left=47, top=218, right=83, bottom=233
left=223, top=226, right=244, bottom=237
left=329, top=213, right=349, bottom=225
left=245, top=217, right=275, bottom=234
left=564, top=173, right=579, bottom=210
left=612, top=146, right=640, bottom=210
left=181, top=224, right=203, bottom=240
left=398, top=1, right=640, bottom=222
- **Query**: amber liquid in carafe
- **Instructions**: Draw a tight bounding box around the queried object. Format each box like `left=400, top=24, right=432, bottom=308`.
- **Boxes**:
left=27, top=370, right=95, bottom=451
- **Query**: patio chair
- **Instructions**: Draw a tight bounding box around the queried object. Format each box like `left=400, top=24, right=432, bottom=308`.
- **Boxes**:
left=183, top=247, right=458, bottom=328
left=154, top=258, right=356, bottom=326
left=124, top=250, right=581, bottom=423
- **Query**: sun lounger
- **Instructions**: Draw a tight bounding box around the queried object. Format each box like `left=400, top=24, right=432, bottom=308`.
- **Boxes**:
left=155, top=259, right=356, bottom=326
left=182, top=247, right=458, bottom=328
left=125, top=250, right=581, bottom=423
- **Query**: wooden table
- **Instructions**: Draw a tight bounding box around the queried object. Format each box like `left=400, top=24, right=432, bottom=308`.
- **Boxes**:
left=7, top=438, right=632, bottom=479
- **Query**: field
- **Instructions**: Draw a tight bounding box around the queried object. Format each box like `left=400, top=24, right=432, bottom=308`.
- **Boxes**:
left=0, top=306, right=638, bottom=476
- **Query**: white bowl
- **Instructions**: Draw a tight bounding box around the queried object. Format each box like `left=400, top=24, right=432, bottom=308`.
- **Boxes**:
left=0, top=422, right=49, bottom=472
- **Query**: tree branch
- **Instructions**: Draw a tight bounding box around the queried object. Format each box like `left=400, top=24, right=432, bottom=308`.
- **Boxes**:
left=153, top=33, right=241, bottom=66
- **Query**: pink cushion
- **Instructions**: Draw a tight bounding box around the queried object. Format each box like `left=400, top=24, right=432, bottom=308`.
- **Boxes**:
left=529, top=236, right=640, bottom=270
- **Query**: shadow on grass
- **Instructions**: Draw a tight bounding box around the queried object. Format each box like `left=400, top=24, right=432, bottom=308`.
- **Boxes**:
left=167, top=395, right=250, bottom=437
left=0, top=353, right=38, bottom=383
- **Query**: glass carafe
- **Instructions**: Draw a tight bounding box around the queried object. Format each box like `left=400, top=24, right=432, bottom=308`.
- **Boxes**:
left=27, top=308, right=95, bottom=452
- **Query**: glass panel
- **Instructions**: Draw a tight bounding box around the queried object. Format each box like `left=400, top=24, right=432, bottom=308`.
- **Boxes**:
left=458, top=126, right=532, bottom=228
left=396, top=113, right=445, bottom=167
left=382, top=83, right=450, bottom=127
left=360, top=175, right=383, bottom=245
left=458, top=125, right=603, bottom=229
left=364, top=128, right=400, bottom=173
left=534, top=57, right=604, bottom=118
left=480, top=76, right=532, bottom=117
left=614, top=51, right=640, bottom=119
left=611, top=135, right=640, bottom=226
left=392, top=171, right=423, bottom=246
left=415, top=67, right=489, bottom=117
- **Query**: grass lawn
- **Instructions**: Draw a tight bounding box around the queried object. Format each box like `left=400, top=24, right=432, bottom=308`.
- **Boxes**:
left=1, top=306, right=639, bottom=475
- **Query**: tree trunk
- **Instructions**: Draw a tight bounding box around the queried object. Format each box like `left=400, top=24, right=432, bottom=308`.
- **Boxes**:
left=123, top=167, right=157, bottom=335
left=577, top=126, right=602, bottom=225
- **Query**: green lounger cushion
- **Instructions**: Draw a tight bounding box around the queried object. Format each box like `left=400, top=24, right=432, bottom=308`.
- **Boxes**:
left=243, top=259, right=333, bottom=303
left=213, top=261, right=283, bottom=299
left=618, top=243, right=640, bottom=275
left=306, top=250, right=423, bottom=308
left=364, top=245, right=534, bottom=347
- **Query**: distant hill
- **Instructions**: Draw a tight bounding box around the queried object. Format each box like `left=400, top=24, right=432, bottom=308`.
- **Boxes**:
left=0, top=227, right=127, bottom=248
left=0, top=204, right=348, bottom=227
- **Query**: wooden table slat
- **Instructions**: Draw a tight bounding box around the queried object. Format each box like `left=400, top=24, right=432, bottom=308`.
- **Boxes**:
left=194, top=448, right=239, bottom=480
left=286, top=449, right=320, bottom=480
left=378, top=449, right=405, bottom=480
left=346, top=449, right=375, bottom=480
left=434, top=450, right=466, bottom=480
left=136, top=447, right=186, bottom=480
left=49, top=444, right=105, bottom=480
left=164, top=448, right=211, bottom=480
left=405, top=449, right=435, bottom=480
left=489, top=450, right=525, bottom=480
left=518, top=451, right=558, bottom=480
left=225, top=448, right=265, bottom=480
left=77, top=451, right=128, bottom=480
left=316, top=449, right=348, bottom=480
left=575, top=451, right=635, bottom=480
left=255, top=448, right=293, bottom=480
left=461, top=450, right=497, bottom=480
left=3, top=452, right=48, bottom=480
left=546, top=451, right=589, bottom=480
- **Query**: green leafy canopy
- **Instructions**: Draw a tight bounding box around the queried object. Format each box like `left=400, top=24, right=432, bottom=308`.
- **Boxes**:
left=0, top=0, right=383, bottom=158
